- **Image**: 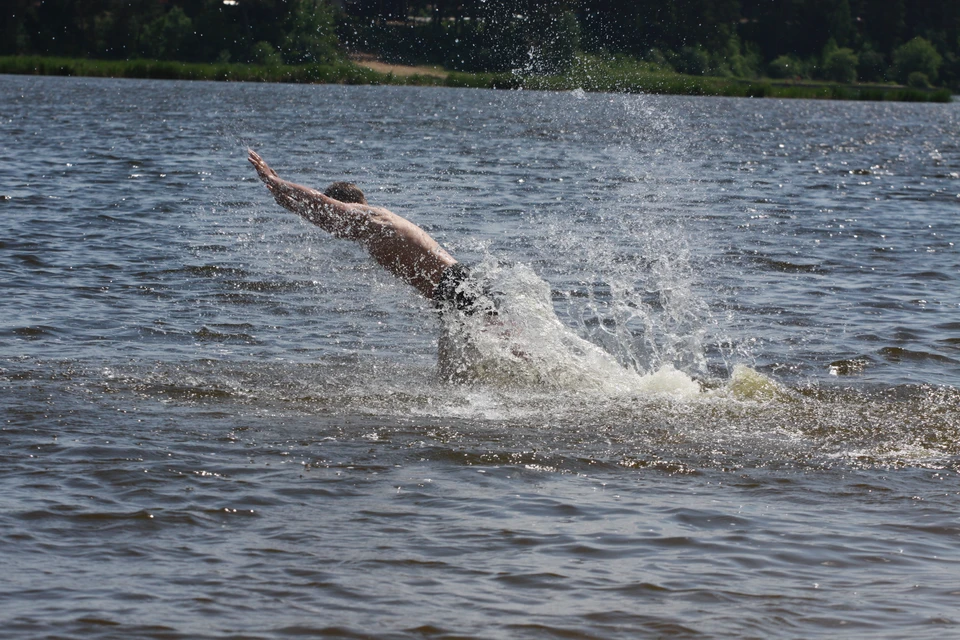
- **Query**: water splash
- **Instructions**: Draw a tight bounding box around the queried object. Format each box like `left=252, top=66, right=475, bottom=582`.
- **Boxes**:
left=436, top=261, right=703, bottom=398
left=514, top=93, right=720, bottom=384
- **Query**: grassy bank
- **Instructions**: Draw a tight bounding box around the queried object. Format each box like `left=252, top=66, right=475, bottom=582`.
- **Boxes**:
left=447, top=55, right=953, bottom=102
left=0, top=55, right=446, bottom=86
left=516, top=72, right=954, bottom=102
left=0, top=55, right=951, bottom=103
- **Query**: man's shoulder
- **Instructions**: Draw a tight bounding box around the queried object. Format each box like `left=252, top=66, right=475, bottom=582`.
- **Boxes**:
left=354, top=204, right=401, bottom=224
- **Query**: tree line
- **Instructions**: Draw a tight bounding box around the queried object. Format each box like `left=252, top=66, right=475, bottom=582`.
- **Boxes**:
left=2, top=0, right=339, bottom=66
left=4, top=0, right=958, bottom=89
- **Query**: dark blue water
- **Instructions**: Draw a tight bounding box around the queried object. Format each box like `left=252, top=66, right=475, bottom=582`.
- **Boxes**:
left=2, top=75, right=960, bottom=638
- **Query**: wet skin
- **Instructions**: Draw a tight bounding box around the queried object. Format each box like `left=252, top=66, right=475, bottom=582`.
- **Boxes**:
left=248, top=149, right=457, bottom=298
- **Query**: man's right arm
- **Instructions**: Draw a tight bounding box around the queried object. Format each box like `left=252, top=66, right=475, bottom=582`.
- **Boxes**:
left=248, top=149, right=366, bottom=239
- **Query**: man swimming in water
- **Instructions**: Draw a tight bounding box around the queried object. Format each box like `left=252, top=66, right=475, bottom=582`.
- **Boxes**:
left=248, top=149, right=484, bottom=313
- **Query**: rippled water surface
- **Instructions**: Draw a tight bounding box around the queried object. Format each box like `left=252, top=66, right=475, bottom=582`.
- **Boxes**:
left=2, top=75, right=960, bottom=638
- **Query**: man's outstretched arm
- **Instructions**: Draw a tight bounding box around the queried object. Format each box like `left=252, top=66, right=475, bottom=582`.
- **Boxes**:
left=248, top=149, right=364, bottom=239
left=247, top=149, right=458, bottom=298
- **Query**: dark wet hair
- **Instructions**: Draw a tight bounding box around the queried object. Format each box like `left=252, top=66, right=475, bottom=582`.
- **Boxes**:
left=324, top=181, right=367, bottom=204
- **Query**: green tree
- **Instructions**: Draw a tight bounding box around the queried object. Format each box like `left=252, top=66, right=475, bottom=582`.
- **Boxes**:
left=141, top=6, right=194, bottom=60
left=907, top=70, right=931, bottom=87
left=250, top=40, right=284, bottom=66
left=718, top=34, right=761, bottom=78
left=282, top=0, right=339, bottom=65
left=856, top=0, right=906, bottom=54
left=440, top=1, right=579, bottom=75
left=768, top=54, right=804, bottom=79
left=824, top=0, right=854, bottom=47
left=822, top=45, right=858, bottom=83
left=857, top=43, right=886, bottom=82
left=671, top=46, right=711, bottom=76
left=94, top=0, right=164, bottom=60
left=892, top=36, right=942, bottom=84
left=1, top=0, right=34, bottom=55
left=942, top=48, right=960, bottom=92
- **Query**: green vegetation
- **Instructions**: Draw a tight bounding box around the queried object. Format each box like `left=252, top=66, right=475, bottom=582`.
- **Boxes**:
left=892, top=37, right=944, bottom=85
left=3, top=54, right=949, bottom=104
left=1, top=0, right=341, bottom=66
left=822, top=45, right=859, bottom=84
left=0, top=55, right=405, bottom=85
left=1, top=0, right=957, bottom=101
left=474, top=55, right=951, bottom=102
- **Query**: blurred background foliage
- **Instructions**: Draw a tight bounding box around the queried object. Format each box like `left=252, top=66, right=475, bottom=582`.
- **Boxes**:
left=2, top=0, right=958, bottom=89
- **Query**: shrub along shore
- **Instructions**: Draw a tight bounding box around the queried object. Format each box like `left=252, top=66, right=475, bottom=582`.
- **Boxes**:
left=0, top=55, right=951, bottom=103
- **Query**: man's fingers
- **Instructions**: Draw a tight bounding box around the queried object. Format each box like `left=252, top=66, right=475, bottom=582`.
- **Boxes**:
left=251, top=163, right=274, bottom=184
left=247, top=150, right=272, bottom=175
left=249, top=156, right=279, bottom=183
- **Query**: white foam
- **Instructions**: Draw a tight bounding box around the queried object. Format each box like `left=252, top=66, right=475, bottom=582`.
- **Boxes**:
left=437, top=263, right=705, bottom=399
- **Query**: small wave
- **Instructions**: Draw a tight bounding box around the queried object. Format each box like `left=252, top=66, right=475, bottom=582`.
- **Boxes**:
left=722, top=364, right=792, bottom=401
left=179, top=264, right=250, bottom=278
left=829, top=357, right=873, bottom=376
left=11, top=325, right=59, bottom=339
left=879, top=347, right=958, bottom=365
left=219, top=279, right=311, bottom=294
left=141, top=383, right=236, bottom=401
left=11, top=253, right=47, bottom=267
left=749, top=255, right=824, bottom=273
left=192, top=325, right=259, bottom=344
left=904, top=270, right=953, bottom=282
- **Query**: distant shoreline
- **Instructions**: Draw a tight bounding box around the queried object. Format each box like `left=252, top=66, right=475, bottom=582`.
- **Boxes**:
left=0, top=55, right=951, bottom=103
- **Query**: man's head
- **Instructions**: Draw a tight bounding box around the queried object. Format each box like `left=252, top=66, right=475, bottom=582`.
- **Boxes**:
left=324, top=181, right=367, bottom=205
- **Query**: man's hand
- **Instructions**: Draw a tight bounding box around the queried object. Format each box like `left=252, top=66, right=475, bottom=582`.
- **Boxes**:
left=248, top=149, right=305, bottom=211
left=248, top=148, right=280, bottom=185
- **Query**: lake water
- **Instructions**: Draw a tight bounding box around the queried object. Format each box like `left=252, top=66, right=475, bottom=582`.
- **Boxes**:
left=2, top=74, right=959, bottom=638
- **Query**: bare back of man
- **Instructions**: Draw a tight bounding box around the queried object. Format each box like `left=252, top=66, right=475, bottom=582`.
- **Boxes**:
left=248, top=149, right=457, bottom=298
